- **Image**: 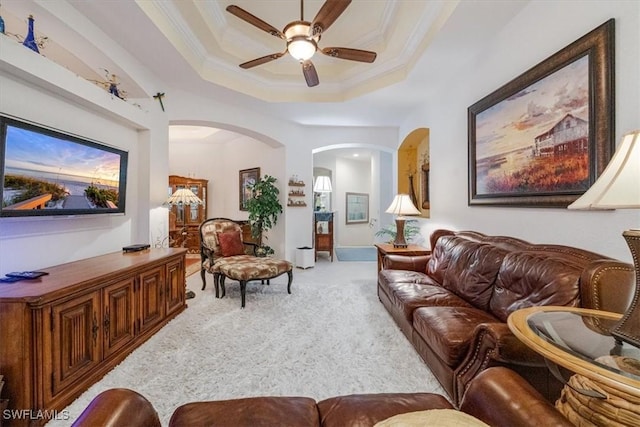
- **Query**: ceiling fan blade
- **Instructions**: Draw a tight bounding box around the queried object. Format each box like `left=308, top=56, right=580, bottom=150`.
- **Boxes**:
left=311, top=0, right=352, bottom=35
left=302, top=60, right=319, bottom=87
left=321, top=47, right=377, bottom=63
left=240, top=52, right=286, bottom=69
left=226, top=5, right=285, bottom=39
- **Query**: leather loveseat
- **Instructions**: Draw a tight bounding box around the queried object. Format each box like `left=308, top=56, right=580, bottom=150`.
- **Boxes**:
left=71, top=367, right=572, bottom=427
left=378, top=229, right=634, bottom=405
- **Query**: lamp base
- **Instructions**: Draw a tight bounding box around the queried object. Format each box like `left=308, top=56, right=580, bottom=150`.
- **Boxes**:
left=393, top=218, right=408, bottom=248
left=611, top=229, right=640, bottom=349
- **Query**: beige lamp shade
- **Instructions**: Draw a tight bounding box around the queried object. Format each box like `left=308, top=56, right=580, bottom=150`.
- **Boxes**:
left=568, top=130, right=640, bottom=210
left=314, top=176, right=333, bottom=193
left=165, top=188, right=204, bottom=206
left=385, top=194, right=421, bottom=217
left=568, top=129, right=640, bottom=349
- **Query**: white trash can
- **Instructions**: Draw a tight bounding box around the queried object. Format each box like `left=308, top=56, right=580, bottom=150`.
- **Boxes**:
left=296, top=246, right=315, bottom=269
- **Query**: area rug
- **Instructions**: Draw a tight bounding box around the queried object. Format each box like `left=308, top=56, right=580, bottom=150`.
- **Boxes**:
left=335, top=246, right=377, bottom=261
left=185, top=254, right=200, bottom=277
left=46, top=262, right=444, bottom=427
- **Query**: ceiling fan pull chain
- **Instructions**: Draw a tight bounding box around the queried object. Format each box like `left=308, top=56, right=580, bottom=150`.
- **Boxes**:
left=300, top=0, right=304, bottom=21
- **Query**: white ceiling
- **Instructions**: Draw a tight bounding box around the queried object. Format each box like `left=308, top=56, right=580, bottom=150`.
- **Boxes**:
left=1, top=0, right=530, bottom=128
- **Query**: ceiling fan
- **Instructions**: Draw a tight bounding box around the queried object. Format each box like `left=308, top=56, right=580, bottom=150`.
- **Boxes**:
left=226, top=0, right=377, bottom=87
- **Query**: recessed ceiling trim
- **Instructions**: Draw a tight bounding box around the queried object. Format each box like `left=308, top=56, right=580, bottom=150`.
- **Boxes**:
left=137, top=0, right=457, bottom=103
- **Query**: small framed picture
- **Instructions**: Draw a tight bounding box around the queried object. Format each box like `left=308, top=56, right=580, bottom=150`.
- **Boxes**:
left=345, top=192, right=369, bottom=224
left=239, top=167, right=260, bottom=211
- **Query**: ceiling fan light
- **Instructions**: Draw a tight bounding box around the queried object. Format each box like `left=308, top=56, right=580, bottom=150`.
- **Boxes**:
left=288, top=37, right=316, bottom=61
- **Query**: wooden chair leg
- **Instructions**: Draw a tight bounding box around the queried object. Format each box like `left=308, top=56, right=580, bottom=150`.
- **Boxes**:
left=240, top=280, right=247, bottom=308
left=201, top=268, right=207, bottom=290
left=220, top=275, right=226, bottom=298
left=213, top=273, right=220, bottom=298
left=286, top=270, right=293, bottom=294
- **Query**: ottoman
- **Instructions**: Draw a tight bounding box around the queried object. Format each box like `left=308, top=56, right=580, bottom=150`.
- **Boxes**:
left=217, top=257, right=293, bottom=308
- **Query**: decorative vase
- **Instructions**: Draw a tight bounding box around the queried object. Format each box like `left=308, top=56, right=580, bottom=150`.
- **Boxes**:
left=23, top=15, right=39, bottom=53
left=0, top=14, right=5, bottom=34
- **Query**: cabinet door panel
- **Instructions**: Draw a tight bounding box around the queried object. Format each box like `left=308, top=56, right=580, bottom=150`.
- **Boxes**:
left=103, top=278, right=136, bottom=359
left=166, top=258, right=185, bottom=316
left=50, top=292, right=101, bottom=397
left=138, top=266, right=165, bottom=334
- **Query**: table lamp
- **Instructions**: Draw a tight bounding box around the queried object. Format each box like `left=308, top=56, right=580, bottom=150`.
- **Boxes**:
left=313, top=176, right=332, bottom=211
left=385, top=194, right=421, bottom=248
left=568, top=129, right=640, bottom=348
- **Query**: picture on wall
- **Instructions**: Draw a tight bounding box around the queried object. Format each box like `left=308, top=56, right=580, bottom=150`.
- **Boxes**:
left=468, top=19, right=614, bottom=207
left=239, top=167, right=260, bottom=211
left=345, top=192, right=369, bottom=224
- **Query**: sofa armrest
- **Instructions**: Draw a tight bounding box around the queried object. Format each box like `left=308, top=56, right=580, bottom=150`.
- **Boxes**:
left=460, top=367, right=572, bottom=427
left=71, top=388, right=161, bottom=427
left=382, top=254, right=429, bottom=272
left=454, top=322, right=545, bottom=403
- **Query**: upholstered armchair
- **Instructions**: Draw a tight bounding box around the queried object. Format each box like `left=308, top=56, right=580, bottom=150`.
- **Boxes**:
left=199, top=218, right=257, bottom=296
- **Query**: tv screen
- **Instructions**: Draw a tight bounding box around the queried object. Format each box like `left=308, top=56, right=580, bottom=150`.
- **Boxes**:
left=0, top=115, right=128, bottom=218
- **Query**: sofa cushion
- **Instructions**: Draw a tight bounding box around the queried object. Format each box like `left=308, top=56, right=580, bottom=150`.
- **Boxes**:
left=385, top=281, right=473, bottom=322
left=428, top=236, right=507, bottom=310
left=169, top=396, right=319, bottom=427
left=489, top=252, right=581, bottom=322
left=412, top=306, right=499, bottom=367
left=317, top=393, right=453, bottom=427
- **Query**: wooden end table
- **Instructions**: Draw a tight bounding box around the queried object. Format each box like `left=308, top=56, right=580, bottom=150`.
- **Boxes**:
left=374, top=243, right=430, bottom=273
left=508, top=306, right=640, bottom=425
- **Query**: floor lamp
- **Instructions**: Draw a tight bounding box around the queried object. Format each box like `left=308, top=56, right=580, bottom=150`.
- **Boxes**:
left=385, top=194, right=421, bottom=248
left=568, top=129, right=640, bottom=348
left=165, top=188, right=204, bottom=299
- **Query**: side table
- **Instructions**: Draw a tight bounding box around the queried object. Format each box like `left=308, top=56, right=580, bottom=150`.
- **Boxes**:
left=374, top=243, right=430, bottom=273
left=508, top=306, right=640, bottom=425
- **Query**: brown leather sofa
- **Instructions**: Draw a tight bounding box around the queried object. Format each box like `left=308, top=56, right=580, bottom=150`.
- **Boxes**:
left=71, top=367, right=572, bottom=427
left=378, top=229, right=634, bottom=405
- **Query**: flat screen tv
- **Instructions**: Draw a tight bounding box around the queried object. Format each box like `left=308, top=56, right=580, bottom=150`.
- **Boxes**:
left=0, top=115, right=128, bottom=218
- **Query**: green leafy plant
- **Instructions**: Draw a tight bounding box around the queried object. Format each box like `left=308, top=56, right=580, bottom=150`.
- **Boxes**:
left=375, top=219, right=421, bottom=244
left=245, top=175, right=283, bottom=249
left=255, top=245, right=275, bottom=257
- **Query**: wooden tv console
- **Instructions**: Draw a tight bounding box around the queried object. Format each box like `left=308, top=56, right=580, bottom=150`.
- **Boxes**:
left=0, top=248, right=187, bottom=426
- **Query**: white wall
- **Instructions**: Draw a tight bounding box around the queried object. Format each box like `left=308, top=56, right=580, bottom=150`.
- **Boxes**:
left=400, top=0, right=639, bottom=262
left=0, top=37, right=168, bottom=272
left=164, top=89, right=399, bottom=260
left=336, top=157, right=373, bottom=246
left=168, top=134, right=286, bottom=254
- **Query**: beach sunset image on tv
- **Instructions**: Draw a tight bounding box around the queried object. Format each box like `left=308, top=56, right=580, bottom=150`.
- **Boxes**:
left=1, top=118, right=127, bottom=214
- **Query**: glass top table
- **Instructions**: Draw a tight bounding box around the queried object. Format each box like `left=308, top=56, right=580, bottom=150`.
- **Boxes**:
left=508, top=306, right=640, bottom=398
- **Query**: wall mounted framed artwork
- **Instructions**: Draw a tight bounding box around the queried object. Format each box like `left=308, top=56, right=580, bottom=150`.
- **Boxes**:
left=239, top=167, right=260, bottom=211
left=468, top=19, right=614, bottom=207
left=345, top=192, right=369, bottom=224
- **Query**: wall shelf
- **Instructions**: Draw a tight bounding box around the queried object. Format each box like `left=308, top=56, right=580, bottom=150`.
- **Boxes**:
left=287, top=180, right=306, bottom=207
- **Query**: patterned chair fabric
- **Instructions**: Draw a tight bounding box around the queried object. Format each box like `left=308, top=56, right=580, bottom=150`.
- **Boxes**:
left=199, top=218, right=256, bottom=292
left=199, top=218, right=293, bottom=307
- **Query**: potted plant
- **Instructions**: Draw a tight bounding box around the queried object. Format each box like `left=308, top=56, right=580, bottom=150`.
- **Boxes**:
left=375, top=219, right=422, bottom=244
left=245, top=175, right=283, bottom=255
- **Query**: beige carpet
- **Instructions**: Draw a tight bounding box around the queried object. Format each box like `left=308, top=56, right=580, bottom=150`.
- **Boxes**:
left=46, top=259, right=445, bottom=427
